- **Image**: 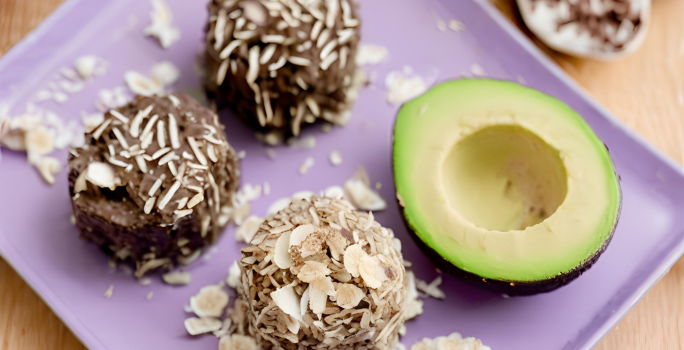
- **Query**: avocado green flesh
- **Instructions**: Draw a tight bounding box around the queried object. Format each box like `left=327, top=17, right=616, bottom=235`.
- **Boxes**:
left=393, top=79, right=620, bottom=282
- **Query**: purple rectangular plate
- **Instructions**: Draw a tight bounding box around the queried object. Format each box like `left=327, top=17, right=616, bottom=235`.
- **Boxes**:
left=1, top=0, right=684, bottom=349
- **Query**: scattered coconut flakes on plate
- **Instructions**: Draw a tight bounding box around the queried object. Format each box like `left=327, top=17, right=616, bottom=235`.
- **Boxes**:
left=35, top=156, right=61, bottom=184
left=124, top=71, right=164, bottom=96
left=299, top=156, right=314, bottom=175
left=189, top=285, right=230, bottom=318
left=329, top=150, right=343, bottom=166
left=184, top=317, right=222, bottom=336
left=344, top=167, right=387, bottom=211
left=356, top=44, right=389, bottom=65
left=104, top=284, right=114, bottom=299
left=322, top=185, right=345, bottom=200
left=286, top=135, right=316, bottom=149
left=219, top=334, right=259, bottom=350
left=147, top=291, right=154, bottom=300
left=143, top=0, right=181, bottom=49
left=74, top=55, right=99, bottom=79
left=405, top=271, right=424, bottom=320
left=448, top=19, right=465, bottom=32
left=226, top=261, right=241, bottom=289
left=152, top=61, right=181, bottom=86
left=409, top=332, right=491, bottom=350
left=385, top=68, right=428, bottom=105
left=162, top=271, right=192, bottom=285
left=416, top=275, right=446, bottom=300
left=95, top=86, right=129, bottom=111
left=235, top=215, right=263, bottom=243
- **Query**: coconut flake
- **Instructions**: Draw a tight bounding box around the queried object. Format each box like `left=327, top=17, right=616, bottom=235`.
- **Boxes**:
left=328, top=150, right=342, bottom=166
left=104, top=284, right=114, bottom=298
left=270, top=285, right=303, bottom=322
left=144, top=0, right=181, bottom=49
left=35, top=156, right=61, bottom=184
left=356, top=44, right=388, bottom=65
left=345, top=178, right=387, bottom=211
left=274, top=231, right=293, bottom=269
left=385, top=69, right=427, bottom=105
left=125, top=71, right=164, bottom=96
left=227, top=261, right=241, bottom=289
left=162, top=271, right=192, bottom=285
left=286, top=135, right=316, bottom=149
left=74, top=55, right=98, bottom=79
left=152, top=61, right=181, bottom=86
left=86, top=162, right=118, bottom=190
left=236, top=216, right=263, bottom=243
left=299, top=156, right=314, bottom=175
left=218, top=334, right=259, bottom=350
left=416, top=275, right=446, bottom=300
left=184, top=317, right=222, bottom=335
left=335, top=283, right=365, bottom=309
left=358, top=255, right=388, bottom=289
left=289, top=224, right=315, bottom=247
left=189, top=285, right=229, bottom=317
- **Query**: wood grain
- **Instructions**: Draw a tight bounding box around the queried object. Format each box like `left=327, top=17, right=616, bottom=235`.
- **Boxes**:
left=1, top=0, right=683, bottom=349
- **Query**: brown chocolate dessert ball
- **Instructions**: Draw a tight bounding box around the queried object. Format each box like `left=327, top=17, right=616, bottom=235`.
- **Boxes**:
left=233, top=195, right=406, bottom=349
left=69, top=94, right=240, bottom=276
left=204, top=0, right=364, bottom=135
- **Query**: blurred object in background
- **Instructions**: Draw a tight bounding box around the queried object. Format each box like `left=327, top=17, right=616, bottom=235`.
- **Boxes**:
left=517, top=0, right=650, bottom=60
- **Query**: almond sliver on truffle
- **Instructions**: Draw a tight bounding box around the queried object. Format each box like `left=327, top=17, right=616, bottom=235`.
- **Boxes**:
left=358, top=255, right=387, bottom=289
left=85, top=162, right=118, bottom=190
left=270, top=285, right=303, bottom=322
left=184, top=317, right=222, bottom=335
left=344, top=178, right=387, bottom=211
left=189, top=285, right=229, bottom=317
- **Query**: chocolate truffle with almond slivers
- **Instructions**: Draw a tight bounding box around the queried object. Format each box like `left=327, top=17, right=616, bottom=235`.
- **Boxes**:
left=204, top=0, right=365, bottom=135
left=69, top=94, right=239, bottom=277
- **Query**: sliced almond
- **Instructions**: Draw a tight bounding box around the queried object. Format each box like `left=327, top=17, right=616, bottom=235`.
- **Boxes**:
left=358, top=255, right=387, bottom=289
left=85, top=162, right=118, bottom=190
left=74, top=55, right=98, bottom=79
left=189, top=285, right=229, bottom=318
left=25, top=126, right=54, bottom=162
left=267, top=197, right=291, bottom=216
left=35, top=156, right=61, bottom=185
left=343, top=244, right=366, bottom=278
left=218, top=334, right=259, bottom=350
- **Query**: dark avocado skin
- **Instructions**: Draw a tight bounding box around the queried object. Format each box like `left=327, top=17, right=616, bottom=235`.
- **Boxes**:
left=392, top=104, right=623, bottom=296
left=397, top=192, right=621, bottom=296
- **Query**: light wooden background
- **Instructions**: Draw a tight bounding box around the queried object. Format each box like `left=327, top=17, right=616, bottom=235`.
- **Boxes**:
left=1, top=0, right=683, bottom=349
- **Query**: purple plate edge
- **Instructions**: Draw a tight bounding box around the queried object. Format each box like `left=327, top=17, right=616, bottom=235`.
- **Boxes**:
left=0, top=0, right=682, bottom=349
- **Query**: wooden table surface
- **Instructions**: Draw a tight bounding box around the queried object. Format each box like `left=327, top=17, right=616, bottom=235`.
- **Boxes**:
left=1, top=0, right=684, bottom=349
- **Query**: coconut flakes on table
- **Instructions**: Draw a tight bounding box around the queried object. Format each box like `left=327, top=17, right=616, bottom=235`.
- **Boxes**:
left=185, top=317, right=223, bottom=335
left=356, top=44, right=389, bottom=66
left=286, top=134, right=316, bottom=149
left=410, top=332, right=491, bottom=350
left=104, top=284, right=114, bottom=299
left=0, top=109, right=81, bottom=184
left=143, top=0, right=181, bottom=49
left=235, top=215, right=264, bottom=243
left=344, top=166, right=387, bottom=211
left=448, top=19, right=464, bottom=32
left=298, top=156, right=315, bottom=175
left=385, top=68, right=428, bottom=105
left=329, top=150, right=343, bottom=166
left=189, top=284, right=230, bottom=318
left=416, top=275, right=446, bottom=300
left=162, top=271, right=192, bottom=285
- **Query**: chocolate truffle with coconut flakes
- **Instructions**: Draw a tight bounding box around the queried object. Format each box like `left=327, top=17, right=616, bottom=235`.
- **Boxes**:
left=204, top=0, right=365, bottom=135
left=68, top=94, right=240, bottom=277
left=233, top=195, right=406, bottom=349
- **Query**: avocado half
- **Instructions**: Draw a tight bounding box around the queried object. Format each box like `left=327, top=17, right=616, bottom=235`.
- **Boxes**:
left=393, top=79, right=621, bottom=296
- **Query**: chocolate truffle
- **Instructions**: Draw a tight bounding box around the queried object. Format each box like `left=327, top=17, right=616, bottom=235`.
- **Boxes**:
left=234, top=195, right=406, bottom=349
left=204, top=0, right=364, bottom=135
left=69, top=94, right=240, bottom=276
